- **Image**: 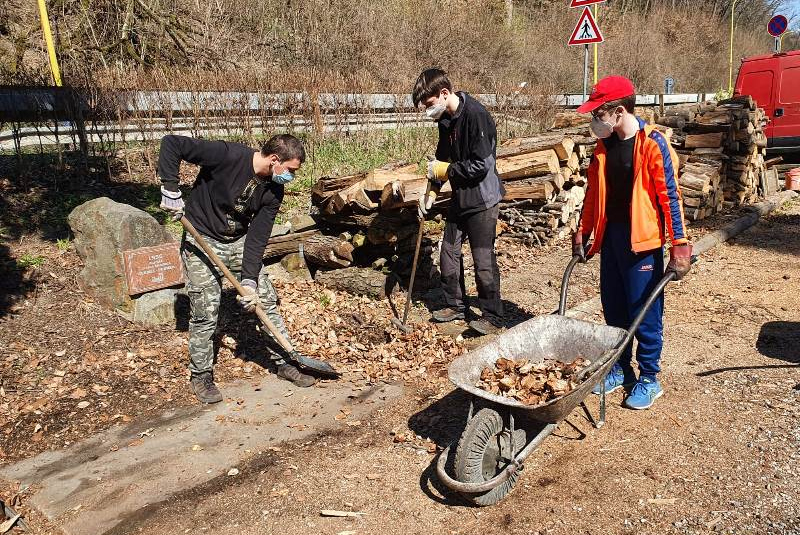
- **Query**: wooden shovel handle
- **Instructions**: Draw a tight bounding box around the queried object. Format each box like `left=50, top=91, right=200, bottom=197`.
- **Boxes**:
left=180, top=216, right=294, bottom=353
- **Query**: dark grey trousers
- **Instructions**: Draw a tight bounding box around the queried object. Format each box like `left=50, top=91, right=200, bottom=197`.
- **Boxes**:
left=440, top=204, right=504, bottom=323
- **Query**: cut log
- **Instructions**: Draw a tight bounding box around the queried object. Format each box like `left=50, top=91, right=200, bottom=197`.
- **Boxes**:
left=361, top=169, right=422, bottom=192
left=566, top=151, right=580, bottom=172
left=497, top=149, right=560, bottom=180
left=679, top=175, right=712, bottom=193
left=263, top=230, right=320, bottom=260
left=315, top=267, right=390, bottom=299
left=498, top=136, right=575, bottom=160
left=379, top=178, right=452, bottom=210
left=302, top=234, right=354, bottom=269
left=311, top=172, right=366, bottom=204
left=684, top=133, right=724, bottom=149
left=502, top=178, right=554, bottom=202
left=656, top=116, right=686, bottom=129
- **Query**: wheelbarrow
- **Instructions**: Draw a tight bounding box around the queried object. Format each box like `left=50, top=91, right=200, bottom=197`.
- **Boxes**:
left=435, top=255, right=677, bottom=506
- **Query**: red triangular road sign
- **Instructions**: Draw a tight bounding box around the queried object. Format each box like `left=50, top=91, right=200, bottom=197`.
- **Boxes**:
left=568, top=7, right=604, bottom=46
left=570, top=0, right=606, bottom=7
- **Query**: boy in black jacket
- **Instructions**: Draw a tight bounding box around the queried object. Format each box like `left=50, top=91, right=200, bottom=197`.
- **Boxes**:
left=159, top=134, right=316, bottom=403
left=412, top=68, right=505, bottom=335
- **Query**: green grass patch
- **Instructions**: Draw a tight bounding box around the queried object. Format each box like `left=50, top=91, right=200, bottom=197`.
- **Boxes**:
left=290, top=127, right=437, bottom=192
left=17, top=254, right=45, bottom=269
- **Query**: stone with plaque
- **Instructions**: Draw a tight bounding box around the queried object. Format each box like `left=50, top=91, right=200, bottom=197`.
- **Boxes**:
left=68, top=197, right=184, bottom=325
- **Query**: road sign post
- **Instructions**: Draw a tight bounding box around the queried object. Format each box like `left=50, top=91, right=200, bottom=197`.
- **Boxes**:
left=569, top=6, right=604, bottom=102
left=768, top=15, right=788, bottom=55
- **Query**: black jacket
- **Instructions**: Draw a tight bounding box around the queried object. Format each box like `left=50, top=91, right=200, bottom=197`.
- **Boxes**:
left=436, top=92, right=505, bottom=216
left=158, top=135, right=282, bottom=282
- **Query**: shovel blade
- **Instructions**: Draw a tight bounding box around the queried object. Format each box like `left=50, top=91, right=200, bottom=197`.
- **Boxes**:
left=293, top=354, right=340, bottom=377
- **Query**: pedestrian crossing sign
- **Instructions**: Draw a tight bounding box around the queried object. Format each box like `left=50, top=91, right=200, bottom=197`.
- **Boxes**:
left=568, top=7, right=604, bottom=46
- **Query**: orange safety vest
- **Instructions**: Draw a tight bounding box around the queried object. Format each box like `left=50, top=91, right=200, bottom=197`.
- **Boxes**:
left=578, top=119, right=689, bottom=255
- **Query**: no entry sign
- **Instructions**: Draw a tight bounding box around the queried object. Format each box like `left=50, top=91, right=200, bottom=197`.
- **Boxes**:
left=768, top=15, right=788, bottom=38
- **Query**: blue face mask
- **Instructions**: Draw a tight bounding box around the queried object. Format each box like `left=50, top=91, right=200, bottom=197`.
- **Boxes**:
left=272, top=167, right=295, bottom=185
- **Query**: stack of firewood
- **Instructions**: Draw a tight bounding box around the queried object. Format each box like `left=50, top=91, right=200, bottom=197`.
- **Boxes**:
left=657, top=95, right=776, bottom=221
left=495, top=130, right=593, bottom=246
left=309, top=129, right=594, bottom=250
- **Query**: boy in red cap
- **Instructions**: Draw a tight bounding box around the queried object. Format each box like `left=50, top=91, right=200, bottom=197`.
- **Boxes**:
left=573, top=75, right=692, bottom=410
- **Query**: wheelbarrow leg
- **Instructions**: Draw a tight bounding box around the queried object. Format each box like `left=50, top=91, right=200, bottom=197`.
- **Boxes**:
left=579, top=381, right=607, bottom=429
left=598, top=381, right=607, bottom=428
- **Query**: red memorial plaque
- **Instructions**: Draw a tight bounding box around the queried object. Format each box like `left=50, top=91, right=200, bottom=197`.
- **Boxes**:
left=123, top=242, right=185, bottom=295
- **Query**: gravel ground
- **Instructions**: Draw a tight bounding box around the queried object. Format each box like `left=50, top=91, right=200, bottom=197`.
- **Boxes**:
left=107, top=198, right=800, bottom=535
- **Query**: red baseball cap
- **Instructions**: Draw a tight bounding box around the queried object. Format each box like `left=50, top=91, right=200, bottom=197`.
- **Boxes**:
left=576, top=75, right=636, bottom=114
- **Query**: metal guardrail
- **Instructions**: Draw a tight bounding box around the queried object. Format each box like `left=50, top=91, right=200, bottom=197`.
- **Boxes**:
left=0, top=86, right=710, bottom=150
left=0, top=86, right=710, bottom=118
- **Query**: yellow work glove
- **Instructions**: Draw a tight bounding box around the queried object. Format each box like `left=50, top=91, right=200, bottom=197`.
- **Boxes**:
left=427, top=160, right=450, bottom=181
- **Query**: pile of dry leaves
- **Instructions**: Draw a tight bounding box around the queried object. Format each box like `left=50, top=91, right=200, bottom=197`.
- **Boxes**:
left=274, top=280, right=464, bottom=385
left=476, top=356, right=591, bottom=405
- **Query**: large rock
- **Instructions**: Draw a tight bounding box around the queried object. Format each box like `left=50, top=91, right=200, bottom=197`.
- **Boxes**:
left=68, top=197, right=179, bottom=325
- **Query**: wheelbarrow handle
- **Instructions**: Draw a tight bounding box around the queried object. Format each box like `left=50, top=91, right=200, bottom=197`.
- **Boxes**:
left=557, top=254, right=583, bottom=316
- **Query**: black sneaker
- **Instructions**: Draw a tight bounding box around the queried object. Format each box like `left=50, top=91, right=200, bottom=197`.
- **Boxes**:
left=432, top=307, right=466, bottom=323
left=190, top=371, right=223, bottom=404
left=468, top=318, right=503, bottom=336
left=277, top=363, right=316, bottom=387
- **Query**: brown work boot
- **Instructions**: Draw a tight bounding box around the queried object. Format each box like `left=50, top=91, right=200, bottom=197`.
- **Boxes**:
left=432, top=307, right=466, bottom=323
left=277, top=363, right=316, bottom=387
left=468, top=318, right=503, bottom=336
left=190, top=371, right=223, bottom=404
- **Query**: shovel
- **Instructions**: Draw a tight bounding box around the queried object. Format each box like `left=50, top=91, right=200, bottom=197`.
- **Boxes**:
left=390, top=181, right=429, bottom=334
left=180, top=216, right=340, bottom=377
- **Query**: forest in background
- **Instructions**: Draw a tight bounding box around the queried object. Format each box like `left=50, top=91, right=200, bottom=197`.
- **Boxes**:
left=1, top=0, right=797, bottom=94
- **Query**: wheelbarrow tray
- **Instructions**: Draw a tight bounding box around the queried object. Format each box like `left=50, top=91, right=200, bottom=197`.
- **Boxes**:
left=449, top=315, right=627, bottom=424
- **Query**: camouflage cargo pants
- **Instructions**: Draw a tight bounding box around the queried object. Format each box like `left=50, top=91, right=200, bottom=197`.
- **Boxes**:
left=182, top=231, right=293, bottom=374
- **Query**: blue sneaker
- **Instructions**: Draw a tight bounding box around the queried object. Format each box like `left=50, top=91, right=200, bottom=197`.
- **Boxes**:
left=624, top=376, right=663, bottom=410
left=591, top=363, right=635, bottom=395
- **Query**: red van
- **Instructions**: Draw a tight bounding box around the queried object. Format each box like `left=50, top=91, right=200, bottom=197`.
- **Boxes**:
left=735, top=50, right=800, bottom=153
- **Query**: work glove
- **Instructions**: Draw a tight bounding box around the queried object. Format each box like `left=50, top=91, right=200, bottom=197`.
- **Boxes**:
left=667, top=243, right=692, bottom=280
left=236, top=279, right=259, bottom=312
left=417, top=181, right=443, bottom=220
left=160, top=185, right=185, bottom=220
left=426, top=160, right=450, bottom=182
left=571, top=232, right=593, bottom=263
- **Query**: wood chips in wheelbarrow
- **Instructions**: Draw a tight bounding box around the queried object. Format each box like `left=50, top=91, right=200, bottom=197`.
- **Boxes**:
left=476, top=357, right=591, bottom=405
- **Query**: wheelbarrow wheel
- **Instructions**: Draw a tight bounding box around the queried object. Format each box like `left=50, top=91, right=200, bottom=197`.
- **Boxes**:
left=454, top=407, right=525, bottom=506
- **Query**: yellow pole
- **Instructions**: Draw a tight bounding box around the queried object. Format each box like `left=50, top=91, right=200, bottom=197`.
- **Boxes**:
left=593, top=4, right=598, bottom=84
left=728, top=0, right=738, bottom=95
left=36, top=0, right=62, bottom=86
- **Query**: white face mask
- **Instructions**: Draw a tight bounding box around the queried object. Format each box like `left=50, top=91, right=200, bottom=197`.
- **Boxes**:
left=425, top=95, right=447, bottom=120
left=590, top=115, right=616, bottom=139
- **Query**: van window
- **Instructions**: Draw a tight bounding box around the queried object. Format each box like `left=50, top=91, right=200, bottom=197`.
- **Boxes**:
left=779, top=66, right=800, bottom=104
left=741, top=70, right=773, bottom=107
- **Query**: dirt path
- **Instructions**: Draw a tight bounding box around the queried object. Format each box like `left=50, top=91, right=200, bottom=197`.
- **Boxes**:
left=107, top=199, right=800, bottom=535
